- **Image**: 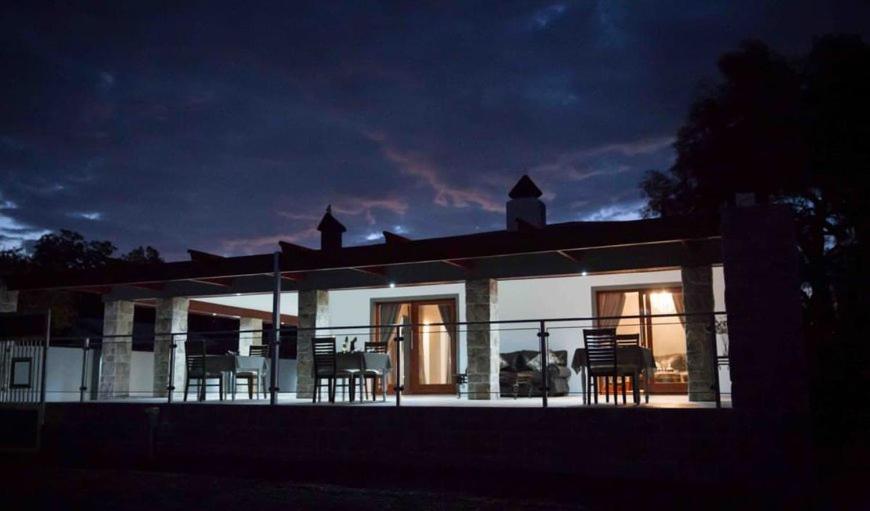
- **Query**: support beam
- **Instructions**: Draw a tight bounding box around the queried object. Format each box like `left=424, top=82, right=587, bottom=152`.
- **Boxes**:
left=153, top=298, right=188, bottom=398
left=465, top=279, right=500, bottom=400
left=296, top=289, right=329, bottom=399
left=681, top=265, right=716, bottom=402
left=98, top=300, right=135, bottom=399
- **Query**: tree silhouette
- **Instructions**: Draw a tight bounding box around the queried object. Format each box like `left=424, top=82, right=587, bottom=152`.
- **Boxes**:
left=642, top=35, right=869, bottom=339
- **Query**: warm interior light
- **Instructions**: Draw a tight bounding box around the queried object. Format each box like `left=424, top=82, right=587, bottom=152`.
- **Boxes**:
left=649, top=291, right=676, bottom=313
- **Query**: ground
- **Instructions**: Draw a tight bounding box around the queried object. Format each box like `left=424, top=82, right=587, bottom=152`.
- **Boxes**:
left=1, top=466, right=585, bottom=511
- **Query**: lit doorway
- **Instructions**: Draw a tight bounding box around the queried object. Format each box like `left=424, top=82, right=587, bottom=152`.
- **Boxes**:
left=373, top=298, right=457, bottom=395
left=595, top=287, right=687, bottom=394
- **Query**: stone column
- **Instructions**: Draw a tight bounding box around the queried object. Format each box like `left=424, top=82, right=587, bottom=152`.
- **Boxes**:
left=681, top=265, right=716, bottom=402
left=153, top=298, right=188, bottom=398
left=721, top=205, right=808, bottom=413
left=98, top=300, right=135, bottom=399
left=295, top=289, right=329, bottom=399
left=465, top=279, right=500, bottom=400
left=0, top=281, right=17, bottom=312
left=238, top=317, right=264, bottom=355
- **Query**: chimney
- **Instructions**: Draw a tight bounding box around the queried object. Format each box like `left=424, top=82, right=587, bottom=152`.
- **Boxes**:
left=506, top=175, right=546, bottom=231
left=317, top=205, right=346, bottom=251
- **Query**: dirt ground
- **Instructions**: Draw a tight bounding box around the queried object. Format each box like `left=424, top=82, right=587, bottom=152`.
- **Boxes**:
left=0, top=466, right=587, bottom=511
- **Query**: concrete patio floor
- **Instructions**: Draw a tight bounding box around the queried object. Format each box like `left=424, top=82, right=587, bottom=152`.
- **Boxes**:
left=94, top=393, right=730, bottom=408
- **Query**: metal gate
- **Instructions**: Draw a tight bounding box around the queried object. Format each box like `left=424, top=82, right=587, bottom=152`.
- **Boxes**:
left=0, top=311, right=50, bottom=452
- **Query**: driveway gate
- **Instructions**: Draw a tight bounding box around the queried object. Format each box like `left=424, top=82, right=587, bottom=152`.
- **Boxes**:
left=0, top=311, right=50, bottom=452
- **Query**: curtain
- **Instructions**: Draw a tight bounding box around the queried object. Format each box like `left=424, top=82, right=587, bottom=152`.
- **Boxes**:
left=437, top=304, right=454, bottom=382
left=672, top=290, right=686, bottom=328
left=596, top=292, right=626, bottom=328
left=378, top=302, right=401, bottom=344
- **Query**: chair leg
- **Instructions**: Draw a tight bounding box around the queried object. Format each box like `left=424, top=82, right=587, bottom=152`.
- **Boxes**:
left=622, top=375, right=627, bottom=405
left=184, top=378, right=189, bottom=402
left=311, top=378, right=320, bottom=403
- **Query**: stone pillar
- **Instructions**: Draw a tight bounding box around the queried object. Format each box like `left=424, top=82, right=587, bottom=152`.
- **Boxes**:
left=238, top=317, right=264, bottom=355
left=98, top=300, right=135, bottom=399
left=721, top=205, right=808, bottom=412
left=0, top=281, right=17, bottom=313
left=153, top=298, right=188, bottom=398
left=465, top=279, right=500, bottom=399
left=295, top=289, right=329, bottom=399
left=681, top=265, right=716, bottom=402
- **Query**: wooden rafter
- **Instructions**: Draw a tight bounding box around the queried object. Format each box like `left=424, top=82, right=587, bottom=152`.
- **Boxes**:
left=556, top=250, right=582, bottom=263
left=189, top=277, right=234, bottom=288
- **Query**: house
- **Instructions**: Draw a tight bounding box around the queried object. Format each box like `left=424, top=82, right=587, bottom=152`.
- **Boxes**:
left=1, top=175, right=804, bottom=411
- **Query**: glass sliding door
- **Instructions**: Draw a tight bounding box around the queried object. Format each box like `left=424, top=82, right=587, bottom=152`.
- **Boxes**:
left=596, top=287, right=687, bottom=394
left=374, top=298, right=457, bottom=395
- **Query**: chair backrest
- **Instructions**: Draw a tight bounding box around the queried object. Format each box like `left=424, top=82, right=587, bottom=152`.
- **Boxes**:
left=364, top=341, right=388, bottom=354
left=249, top=344, right=270, bottom=357
left=615, top=333, right=640, bottom=348
left=582, top=328, right=618, bottom=375
left=312, top=337, right=337, bottom=377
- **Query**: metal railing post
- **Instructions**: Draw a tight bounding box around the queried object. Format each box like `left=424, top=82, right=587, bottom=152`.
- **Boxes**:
left=394, top=326, right=403, bottom=407
left=538, top=320, right=549, bottom=408
left=709, top=314, right=722, bottom=409
left=79, top=337, right=89, bottom=402
left=167, top=333, right=177, bottom=404
left=269, top=251, right=281, bottom=406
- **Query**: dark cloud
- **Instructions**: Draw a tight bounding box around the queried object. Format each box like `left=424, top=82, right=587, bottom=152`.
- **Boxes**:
left=1, top=1, right=868, bottom=258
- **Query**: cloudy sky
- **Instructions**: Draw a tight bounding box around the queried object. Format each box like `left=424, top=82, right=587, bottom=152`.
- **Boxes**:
left=2, top=1, right=868, bottom=260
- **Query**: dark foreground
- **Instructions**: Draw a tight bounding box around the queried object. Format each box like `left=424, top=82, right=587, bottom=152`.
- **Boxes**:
left=2, top=466, right=584, bottom=511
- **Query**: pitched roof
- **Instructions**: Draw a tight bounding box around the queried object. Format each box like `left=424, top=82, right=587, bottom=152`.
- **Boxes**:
left=317, top=206, right=347, bottom=233
left=508, top=175, right=543, bottom=199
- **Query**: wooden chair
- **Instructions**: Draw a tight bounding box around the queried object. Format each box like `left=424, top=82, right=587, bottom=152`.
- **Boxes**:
left=312, top=338, right=350, bottom=403
left=615, top=334, right=642, bottom=404
left=363, top=341, right=388, bottom=401
left=582, top=328, right=619, bottom=406
left=184, top=343, right=223, bottom=401
left=233, top=344, right=269, bottom=400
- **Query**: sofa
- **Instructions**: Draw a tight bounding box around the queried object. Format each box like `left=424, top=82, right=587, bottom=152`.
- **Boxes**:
left=498, top=349, right=571, bottom=398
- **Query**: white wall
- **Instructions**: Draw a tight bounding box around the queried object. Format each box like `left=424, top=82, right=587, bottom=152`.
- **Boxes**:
left=45, top=347, right=86, bottom=402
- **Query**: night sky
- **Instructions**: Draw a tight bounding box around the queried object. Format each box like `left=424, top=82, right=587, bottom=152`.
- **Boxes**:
left=2, top=1, right=868, bottom=260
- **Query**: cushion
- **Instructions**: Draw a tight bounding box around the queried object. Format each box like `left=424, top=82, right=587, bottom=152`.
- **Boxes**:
left=548, top=350, right=567, bottom=367
left=524, top=353, right=542, bottom=372
left=499, top=351, right=522, bottom=372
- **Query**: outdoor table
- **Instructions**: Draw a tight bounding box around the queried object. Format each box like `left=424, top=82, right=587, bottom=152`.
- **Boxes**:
left=333, top=352, right=392, bottom=402
left=202, top=354, right=267, bottom=401
left=571, top=347, right=655, bottom=405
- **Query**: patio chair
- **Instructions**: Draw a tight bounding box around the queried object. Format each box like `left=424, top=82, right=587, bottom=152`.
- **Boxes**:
left=184, top=346, right=224, bottom=402
left=233, top=344, right=269, bottom=400
left=615, top=333, right=642, bottom=404
left=363, top=341, right=388, bottom=401
left=582, top=328, right=620, bottom=406
left=312, top=337, right=351, bottom=403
